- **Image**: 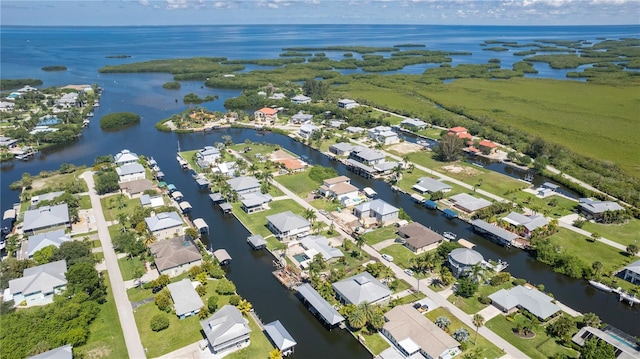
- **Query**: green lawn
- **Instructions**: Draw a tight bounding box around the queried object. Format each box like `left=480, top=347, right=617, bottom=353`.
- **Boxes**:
left=230, top=199, right=307, bottom=238
left=485, top=314, right=578, bottom=359
left=511, top=192, right=577, bottom=218
left=75, top=272, right=128, bottom=359
left=362, top=226, right=398, bottom=245
left=392, top=292, right=426, bottom=306
left=179, top=150, right=200, bottom=171
left=380, top=244, right=417, bottom=269
left=230, top=142, right=281, bottom=165
left=275, top=171, right=320, bottom=197
left=448, top=281, right=514, bottom=314
left=357, top=331, right=390, bottom=356
left=308, top=198, right=342, bottom=212
left=581, top=218, right=640, bottom=247
left=425, top=307, right=504, bottom=359
left=118, top=256, right=145, bottom=281
left=225, top=315, right=275, bottom=359
left=78, top=195, right=92, bottom=209
left=100, top=195, right=144, bottom=222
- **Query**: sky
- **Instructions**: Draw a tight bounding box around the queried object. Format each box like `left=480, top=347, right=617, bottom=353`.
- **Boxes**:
left=1, top=0, right=639, bottom=26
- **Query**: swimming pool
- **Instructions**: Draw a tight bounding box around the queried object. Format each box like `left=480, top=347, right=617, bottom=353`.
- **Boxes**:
left=293, top=254, right=309, bottom=263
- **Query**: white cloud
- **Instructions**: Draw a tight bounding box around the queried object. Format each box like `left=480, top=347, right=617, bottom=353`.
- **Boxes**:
left=139, top=0, right=150, bottom=6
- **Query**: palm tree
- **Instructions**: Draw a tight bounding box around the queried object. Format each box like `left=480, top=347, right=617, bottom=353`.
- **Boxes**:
left=116, top=212, right=129, bottom=232
left=313, top=221, right=327, bottom=234
left=435, top=316, right=451, bottom=331
left=592, top=261, right=603, bottom=277
left=248, top=164, right=259, bottom=175
left=348, top=307, right=366, bottom=329
left=355, top=234, right=365, bottom=257
left=472, top=314, right=484, bottom=345
left=143, top=233, right=156, bottom=246
left=237, top=299, right=253, bottom=315
left=303, top=208, right=317, bottom=223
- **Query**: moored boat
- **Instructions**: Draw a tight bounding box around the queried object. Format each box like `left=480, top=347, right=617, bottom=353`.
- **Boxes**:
left=443, top=231, right=457, bottom=240
left=588, top=280, right=613, bottom=292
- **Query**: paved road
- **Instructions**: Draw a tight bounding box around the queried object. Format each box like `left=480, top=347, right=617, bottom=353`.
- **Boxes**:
left=83, top=171, right=147, bottom=359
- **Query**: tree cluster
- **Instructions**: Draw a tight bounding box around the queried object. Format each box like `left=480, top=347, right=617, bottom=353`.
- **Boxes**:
left=99, top=112, right=141, bottom=129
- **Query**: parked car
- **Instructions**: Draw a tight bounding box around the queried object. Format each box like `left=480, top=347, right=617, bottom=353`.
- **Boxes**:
left=404, top=269, right=414, bottom=276
left=152, top=286, right=163, bottom=294
left=381, top=254, right=394, bottom=262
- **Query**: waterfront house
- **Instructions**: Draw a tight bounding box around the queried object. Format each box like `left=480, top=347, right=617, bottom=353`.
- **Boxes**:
left=22, top=204, right=70, bottom=235
left=471, top=219, right=519, bottom=246
left=227, top=176, right=261, bottom=195
left=0, top=136, right=18, bottom=148
left=400, top=118, right=427, bottom=131
left=37, top=115, right=61, bottom=126
left=338, top=99, right=358, bottom=109
left=349, top=147, right=386, bottom=166
left=412, top=177, right=452, bottom=194
left=328, top=120, right=345, bottom=128
left=488, top=285, right=561, bottom=321
left=8, top=260, right=67, bottom=307
left=149, top=235, right=202, bottom=277
left=291, top=94, right=311, bottom=104
left=17, top=85, right=39, bottom=93
left=353, top=199, right=399, bottom=225
left=332, top=271, right=391, bottom=305
left=119, top=179, right=155, bottom=196
left=240, top=192, right=272, bottom=213
left=145, top=212, right=184, bottom=240
left=345, top=126, right=365, bottom=134
left=290, top=111, right=313, bottom=124
left=368, top=126, right=400, bottom=145
left=212, top=161, right=238, bottom=178
left=329, top=142, right=355, bottom=156
left=254, top=107, right=278, bottom=122
left=29, top=191, right=63, bottom=208
left=20, top=229, right=70, bottom=260
left=266, top=211, right=311, bottom=241
left=167, top=279, right=204, bottom=319
left=299, top=123, right=320, bottom=139
left=196, top=146, right=221, bottom=168
left=0, top=101, right=15, bottom=112
left=295, top=283, right=345, bottom=327
left=140, top=194, right=165, bottom=208
left=449, top=193, right=492, bottom=213
left=622, top=259, right=640, bottom=285
left=114, top=149, right=139, bottom=165
left=27, top=345, right=73, bottom=359
left=398, top=222, right=445, bottom=254
left=264, top=320, right=297, bottom=357
left=299, top=235, right=344, bottom=262
left=200, top=305, right=251, bottom=355
left=29, top=126, right=58, bottom=135
left=572, top=326, right=640, bottom=359
left=448, top=126, right=468, bottom=136
left=578, top=198, right=625, bottom=221
left=268, top=93, right=286, bottom=100
left=116, top=162, right=145, bottom=183
left=478, top=140, right=498, bottom=154
left=319, top=176, right=360, bottom=206
left=55, top=92, right=79, bottom=108
left=447, top=248, right=484, bottom=277
left=381, top=305, right=461, bottom=359
left=502, top=212, right=550, bottom=238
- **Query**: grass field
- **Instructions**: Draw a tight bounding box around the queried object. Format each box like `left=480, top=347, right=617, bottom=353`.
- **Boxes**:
left=118, top=256, right=145, bottom=281
left=275, top=171, right=319, bottom=197
left=581, top=218, right=640, bottom=247
left=78, top=195, right=92, bottom=209
left=362, top=226, right=398, bottom=245
left=100, top=195, right=144, bottom=222
left=448, top=281, right=514, bottom=314
left=380, top=244, right=418, bottom=269
left=230, top=199, right=306, bottom=238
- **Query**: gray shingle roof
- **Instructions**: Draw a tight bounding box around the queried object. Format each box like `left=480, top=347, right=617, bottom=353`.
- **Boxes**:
left=329, top=143, right=355, bottom=153
left=227, top=176, right=261, bottom=192
left=400, top=118, right=427, bottom=127
left=114, top=149, right=139, bottom=164
left=116, top=162, right=145, bottom=176
left=200, top=305, right=250, bottom=347
left=145, top=212, right=183, bottom=232
left=299, top=235, right=344, bottom=261
left=398, top=222, right=443, bottom=249
left=295, top=283, right=344, bottom=325
left=471, top=219, right=519, bottom=242
left=413, top=177, right=451, bottom=193
left=489, top=285, right=561, bottom=320
left=354, top=199, right=399, bottom=217
left=352, top=148, right=385, bottom=162
left=26, top=229, right=70, bottom=257
left=449, top=193, right=492, bottom=212
left=264, top=320, right=297, bottom=351
left=149, top=235, right=202, bottom=272
left=22, top=204, right=70, bottom=232
left=624, top=259, right=640, bottom=276
left=240, top=193, right=272, bottom=208
left=266, top=211, right=311, bottom=233
left=9, top=260, right=67, bottom=296
left=579, top=199, right=625, bottom=214
left=503, top=212, right=550, bottom=232
left=332, top=271, right=392, bottom=305
left=167, top=279, right=204, bottom=317
left=27, top=344, right=73, bottom=359
left=448, top=248, right=484, bottom=266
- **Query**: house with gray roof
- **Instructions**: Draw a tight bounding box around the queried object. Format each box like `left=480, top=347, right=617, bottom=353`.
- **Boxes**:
left=200, top=305, right=251, bottom=354
left=353, top=199, right=399, bottom=225
left=299, top=235, right=344, bottom=262
left=0, top=102, right=16, bottom=113
left=266, top=211, right=311, bottom=241
left=622, top=259, right=640, bottom=285
left=149, top=235, right=202, bottom=277
left=27, top=344, right=73, bottom=359
left=400, top=118, right=428, bottom=131
left=145, top=212, right=184, bottom=240
left=0, top=136, right=18, bottom=147
left=196, top=146, right=221, bottom=168
left=8, top=260, right=67, bottom=307
left=240, top=192, right=272, bottom=213
left=345, top=126, right=365, bottom=134
left=471, top=219, right=519, bottom=247
left=349, top=147, right=386, bottom=166
left=22, top=204, right=70, bottom=234
left=381, top=305, right=460, bottom=359
left=412, top=177, right=452, bottom=194
left=578, top=199, right=625, bottom=220
left=114, top=149, right=139, bottom=165
left=572, top=326, right=640, bottom=359
left=448, top=248, right=484, bottom=277
left=29, top=191, right=64, bottom=208
left=212, top=161, right=238, bottom=178
left=299, top=123, right=320, bottom=139
left=449, top=193, right=492, bottom=213
left=116, top=162, right=146, bottom=183
left=291, top=94, right=311, bottom=104
left=21, top=229, right=70, bottom=260
left=368, top=126, right=400, bottom=145
left=338, top=99, right=358, bottom=109
left=502, top=212, right=550, bottom=238
left=290, top=111, right=313, bottom=124
left=264, top=320, right=297, bottom=356
left=227, top=176, right=261, bottom=195
left=295, top=283, right=345, bottom=327
left=329, top=142, right=355, bottom=156
left=167, top=279, right=204, bottom=319
left=488, top=285, right=561, bottom=321
left=140, top=194, right=164, bottom=208
left=332, top=271, right=391, bottom=305
left=398, top=222, right=444, bottom=254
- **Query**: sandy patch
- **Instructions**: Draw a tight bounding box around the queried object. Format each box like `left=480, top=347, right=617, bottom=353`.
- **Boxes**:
left=442, top=164, right=480, bottom=176
left=387, top=142, right=422, bottom=155
left=270, top=149, right=296, bottom=161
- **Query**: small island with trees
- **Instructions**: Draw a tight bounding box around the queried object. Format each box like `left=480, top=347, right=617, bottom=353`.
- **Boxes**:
left=183, top=93, right=217, bottom=104
left=41, top=66, right=67, bottom=72
left=162, top=81, right=181, bottom=90
left=99, top=112, right=141, bottom=130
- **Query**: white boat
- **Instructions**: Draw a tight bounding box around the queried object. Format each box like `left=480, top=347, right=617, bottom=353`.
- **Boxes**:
left=443, top=232, right=457, bottom=240
left=362, top=187, right=377, bottom=198
left=588, top=280, right=613, bottom=292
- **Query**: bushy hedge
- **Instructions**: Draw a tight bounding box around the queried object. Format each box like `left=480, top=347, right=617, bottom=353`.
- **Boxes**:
left=150, top=314, right=170, bottom=332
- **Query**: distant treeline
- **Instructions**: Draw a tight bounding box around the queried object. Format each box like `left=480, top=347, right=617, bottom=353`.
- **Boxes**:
left=0, top=78, right=43, bottom=91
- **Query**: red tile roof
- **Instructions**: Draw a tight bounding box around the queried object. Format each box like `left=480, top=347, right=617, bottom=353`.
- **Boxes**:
left=257, top=107, right=278, bottom=116
left=448, top=126, right=467, bottom=134
left=478, top=140, right=497, bottom=148
left=457, top=132, right=473, bottom=140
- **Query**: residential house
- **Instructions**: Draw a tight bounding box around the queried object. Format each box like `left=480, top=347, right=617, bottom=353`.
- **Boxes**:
left=0, top=102, right=15, bottom=112
left=27, top=345, right=73, bottom=359
left=448, top=248, right=484, bottom=277
left=254, top=107, right=278, bottom=122
left=114, top=149, right=139, bottom=165
left=368, top=126, right=399, bottom=145
left=299, top=123, right=320, bottom=139
left=37, top=115, right=61, bottom=126
left=478, top=140, right=498, bottom=154
left=20, top=229, right=70, bottom=260
left=196, top=146, right=221, bottom=168
left=412, top=177, right=452, bottom=194
left=8, top=260, right=67, bottom=307
left=381, top=305, right=461, bottom=359
left=266, top=211, right=311, bottom=241
left=329, top=142, right=355, bottom=156
left=22, top=204, right=70, bottom=234
left=332, top=271, right=391, bottom=305
left=290, top=111, right=313, bottom=124
left=145, top=212, right=184, bottom=240
left=29, top=126, right=58, bottom=135
left=212, top=161, right=238, bottom=177
left=572, top=326, right=640, bottom=359
left=319, top=176, right=360, bottom=206
left=29, top=191, right=64, bottom=208
left=353, top=199, right=399, bottom=225
left=328, top=120, right=345, bottom=129
left=338, top=99, right=358, bottom=109
left=200, top=305, right=251, bottom=355
left=622, top=259, right=640, bottom=285
left=502, top=212, right=550, bottom=238
left=349, top=147, right=386, bottom=166
left=55, top=92, right=79, bottom=108
left=345, top=126, right=365, bottom=134
left=299, top=235, right=344, bottom=262
left=240, top=192, right=272, bottom=213
left=167, top=279, right=204, bottom=319
left=295, top=283, right=345, bottom=327
left=448, top=126, right=468, bottom=136
left=578, top=198, right=625, bottom=220
left=268, top=92, right=286, bottom=100
left=0, top=136, right=18, bottom=148
left=17, top=85, right=39, bottom=93
left=264, top=320, right=297, bottom=357
left=291, top=94, right=311, bottom=104
left=227, top=176, right=261, bottom=195
left=116, top=162, right=146, bottom=183
left=488, top=285, right=561, bottom=321
left=449, top=193, right=492, bottom=213
left=149, top=235, right=202, bottom=277
left=398, top=222, right=445, bottom=254
left=140, top=194, right=165, bottom=208
left=400, top=118, right=427, bottom=131
left=471, top=219, right=519, bottom=247
left=119, top=179, right=155, bottom=196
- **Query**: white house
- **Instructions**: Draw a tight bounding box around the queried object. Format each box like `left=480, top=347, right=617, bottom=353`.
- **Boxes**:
left=0, top=101, right=15, bottom=112
left=299, top=124, right=320, bottom=139
left=353, top=199, right=399, bottom=225
left=200, top=305, right=251, bottom=355
left=116, top=162, right=146, bottom=183
left=227, top=176, right=261, bottom=195
left=622, top=259, right=640, bottom=285
left=368, top=126, right=400, bottom=145
left=412, top=177, right=452, bottom=194
left=266, top=211, right=311, bottom=241
left=167, top=279, right=204, bottom=319
left=196, top=146, right=221, bottom=168
left=338, top=99, right=358, bottom=109
left=145, top=212, right=184, bottom=240
left=21, top=229, right=71, bottom=260
left=290, top=111, right=313, bottom=124
left=400, top=118, right=428, bottom=131
left=114, top=149, right=139, bottom=165
left=319, top=176, right=360, bottom=206
left=349, top=147, right=386, bottom=166
left=22, top=204, right=71, bottom=235
left=291, top=94, right=311, bottom=104
left=8, top=260, right=67, bottom=307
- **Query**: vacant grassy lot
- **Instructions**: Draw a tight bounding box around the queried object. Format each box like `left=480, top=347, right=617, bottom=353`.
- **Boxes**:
left=362, top=226, right=398, bottom=245
left=78, top=195, right=92, bottom=209
left=275, top=171, right=319, bottom=197
left=230, top=199, right=306, bottom=238
left=118, top=256, right=145, bottom=281
left=100, top=195, right=144, bottom=221
left=581, top=218, right=640, bottom=248
left=28, top=167, right=89, bottom=193
left=448, top=281, right=514, bottom=314
left=380, top=244, right=417, bottom=269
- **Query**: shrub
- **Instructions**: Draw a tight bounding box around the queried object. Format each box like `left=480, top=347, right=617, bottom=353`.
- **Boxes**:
left=99, top=112, right=140, bottom=129
left=228, top=294, right=241, bottom=306
left=452, top=328, right=470, bottom=343
left=513, top=278, right=527, bottom=286
left=490, top=272, right=511, bottom=286
left=162, top=81, right=181, bottom=90
left=150, top=314, right=170, bottom=332
left=207, top=295, right=219, bottom=312
left=455, top=277, right=478, bottom=298
left=478, top=295, right=491, bottom=305
left=196, top=285, right=207, bottom=297
left=215, top=279, right=236, bottom=295
left=155, top=289, right=172, bottom=312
